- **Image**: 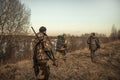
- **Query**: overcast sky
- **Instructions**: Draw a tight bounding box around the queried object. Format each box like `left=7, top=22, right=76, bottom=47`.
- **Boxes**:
left=21, top=0, right=120, bottom=36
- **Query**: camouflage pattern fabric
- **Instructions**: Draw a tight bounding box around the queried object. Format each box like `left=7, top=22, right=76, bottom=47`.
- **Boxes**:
left=35, top=32, right=52, bottom=51
left=33, top=32, right=52, bottom=80
left=56, top=35, right=68, bottom=55
left=87, top=36, right=100, bottom=51
left=87, top=35, right=100, bottom=62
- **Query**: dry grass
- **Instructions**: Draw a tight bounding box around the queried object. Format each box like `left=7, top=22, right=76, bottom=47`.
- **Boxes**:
left=0, top=40, right=120, bottom=80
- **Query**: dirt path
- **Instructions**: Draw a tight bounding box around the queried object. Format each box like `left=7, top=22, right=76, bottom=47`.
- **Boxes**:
left=0, top=41, right=120, bottom=80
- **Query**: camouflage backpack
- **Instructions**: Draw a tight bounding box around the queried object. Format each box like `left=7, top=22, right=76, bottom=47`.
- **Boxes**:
left=56, top=35, right=65, bottom=49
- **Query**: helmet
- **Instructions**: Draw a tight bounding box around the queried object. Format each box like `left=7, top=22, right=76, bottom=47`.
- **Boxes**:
left=63, top=33, right=66, bottom=37
left=39, top=26, right=47, bottom=32
left=91, top=32, right=95, bottom=36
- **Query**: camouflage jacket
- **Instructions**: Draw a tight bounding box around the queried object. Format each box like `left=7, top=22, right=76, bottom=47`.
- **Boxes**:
left=34, top=32, right=52, bottom=51
left=56, top=35, right=68, bottom=50
left=33, top=32, right=52, bottom=64
left=87, top=36, right=100, bottom=50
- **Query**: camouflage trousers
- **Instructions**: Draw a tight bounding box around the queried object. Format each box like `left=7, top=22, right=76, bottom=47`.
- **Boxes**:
left=90, top=49, right=96, bottom=62
left=34, top=61, right=50, bottom=80
left=56, top=47, right=67, bottom=56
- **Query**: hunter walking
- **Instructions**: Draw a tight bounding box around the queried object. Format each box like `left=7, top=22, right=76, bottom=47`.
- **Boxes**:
left=87, top=33, right=100, bottom=62
left=32, top=26, right=57, bottom=80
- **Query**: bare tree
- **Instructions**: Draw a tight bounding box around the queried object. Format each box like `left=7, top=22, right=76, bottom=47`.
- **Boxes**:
left=0, top=0, right=31, bottom=63
left=118, top=29, right=120, bottom=40
left=0, top=0, right=30, bottom=35
left=110, top=24, right=118, bottom=40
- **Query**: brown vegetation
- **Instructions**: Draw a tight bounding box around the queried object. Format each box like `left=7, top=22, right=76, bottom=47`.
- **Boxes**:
left=0, top=40, right=120, bottom=80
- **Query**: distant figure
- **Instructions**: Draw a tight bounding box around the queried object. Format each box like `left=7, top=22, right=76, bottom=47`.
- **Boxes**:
left=32, top=26, right=57, bottom=80
left=87, top=33, right=100, bottom=62
left=56, top=34, right=68, bottom=56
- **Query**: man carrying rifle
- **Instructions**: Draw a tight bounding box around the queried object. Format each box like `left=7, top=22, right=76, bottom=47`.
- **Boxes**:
left=32, top=26, right=57, bottom=80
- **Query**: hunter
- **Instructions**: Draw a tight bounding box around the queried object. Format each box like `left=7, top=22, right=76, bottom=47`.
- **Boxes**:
left=87, top=33, right=100, bottom=62
left=32, top=26, right=57, bottom=80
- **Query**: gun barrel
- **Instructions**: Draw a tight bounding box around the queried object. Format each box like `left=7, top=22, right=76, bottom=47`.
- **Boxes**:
left=31, top=27, right=36, bottom=34
left=31, top=27, right=40, bottom=41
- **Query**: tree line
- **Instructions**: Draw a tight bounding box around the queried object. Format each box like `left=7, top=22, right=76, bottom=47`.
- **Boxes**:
left=110, top=24, right=120, bottom=40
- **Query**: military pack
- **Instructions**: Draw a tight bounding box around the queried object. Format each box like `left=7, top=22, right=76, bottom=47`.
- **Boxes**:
left=56, top=35, right=65, bottom=50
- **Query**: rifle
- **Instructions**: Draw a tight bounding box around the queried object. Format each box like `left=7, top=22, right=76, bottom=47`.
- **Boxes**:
left=44, top=33, right=58, bottom=66
left=31, top=27, right=41, bottom=42
left=31, top=27, right=57, bottom=66
left=43, top=33, right=56, bottom=60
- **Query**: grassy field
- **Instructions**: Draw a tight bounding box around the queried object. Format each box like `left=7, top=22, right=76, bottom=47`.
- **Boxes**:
left=0, top=40, right=120, bottom=80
